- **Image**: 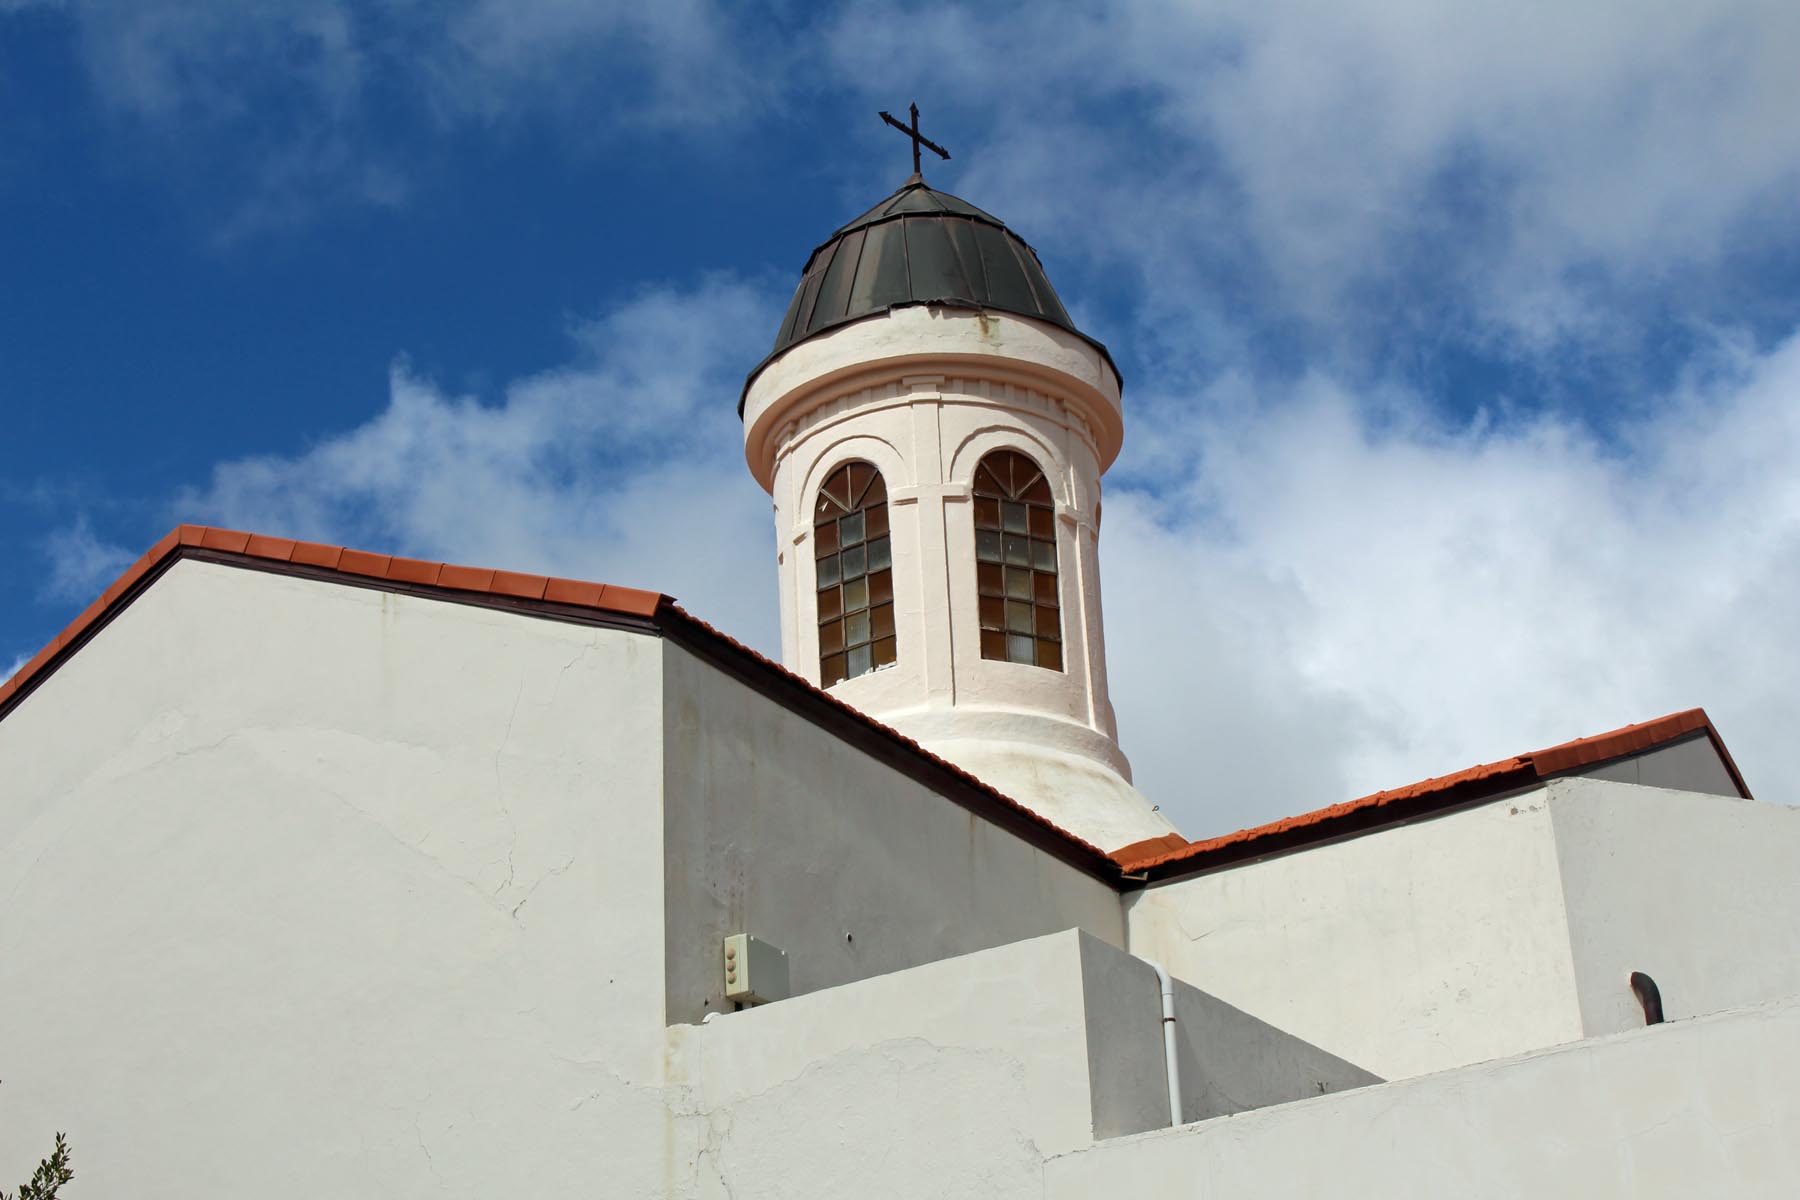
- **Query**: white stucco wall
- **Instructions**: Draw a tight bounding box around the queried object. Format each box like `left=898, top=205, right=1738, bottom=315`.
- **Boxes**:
left=1549, top=777, right=1800, bottom=1037
left=1125, top=792, right=1586, bottom=1080
left=0, top=560, right=676, bottom=1197
left=659, top=641, right=1126, bottom=1025
left=676, top=929, right=1104, bottom=1188
left=668, top=928, right=1373, bottom=1197
left=1046, top=994, right=1800, bottom=1199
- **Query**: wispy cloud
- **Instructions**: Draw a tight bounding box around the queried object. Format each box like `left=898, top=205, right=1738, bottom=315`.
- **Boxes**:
left=40, top=516, right=133, bottom=604
left=823, top=0, right=1800, bottom=373
left=51, top=0, right=775, bottom=240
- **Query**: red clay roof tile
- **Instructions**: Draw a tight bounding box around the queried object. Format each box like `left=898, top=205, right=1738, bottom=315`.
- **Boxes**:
left=337, top=549, right=392, bottom=578
left=544, top=577, right=606, bottom=607
left=384, top=556, right=443, bottom=586
left=436, top=563, right=496, bottom=592
left=489, top=570, right=549, bottom=600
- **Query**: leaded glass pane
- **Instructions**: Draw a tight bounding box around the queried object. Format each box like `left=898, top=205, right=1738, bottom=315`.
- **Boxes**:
left=1007, top=633, right=1035, bottom=664
left=1003, top=534, right=1030, bottom=566
left=841, top=544, right=866, bottom=579
left=976, top=530, right=1003, bottom=562
left=867, top=536, right=891, bottom=571
left=1030, top=539, right=1056, bottom=571
left=817, top=555, right=840, bottom=587
left=1002, top=502, right=1028, bottom=534
left=847, top=644, right=873, bottom=677
left=1006, top=600, right=1033, bottom=634
left=843, top=576, right=869, bottom=611
left=845, top=611, right=871, bottom=646
left=840, top=511, right=865, bottom=547
left=1005, top=567, right=1032, bottom=600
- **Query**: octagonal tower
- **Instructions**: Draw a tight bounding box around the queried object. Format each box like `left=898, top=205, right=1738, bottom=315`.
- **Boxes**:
left=741, top=176, right=1172, bottom=852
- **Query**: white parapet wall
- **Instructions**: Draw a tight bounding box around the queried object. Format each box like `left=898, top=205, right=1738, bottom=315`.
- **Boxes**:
left=670, top=928, right=1374, bottom=1197
left=1044, top=993, right=1800, bottom=1198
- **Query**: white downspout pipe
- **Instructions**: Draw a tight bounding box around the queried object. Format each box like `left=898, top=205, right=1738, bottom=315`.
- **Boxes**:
left=1148, top=960, right=1183, bottom=1127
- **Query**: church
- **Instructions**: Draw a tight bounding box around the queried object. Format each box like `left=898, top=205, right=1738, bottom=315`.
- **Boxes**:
left=4, top=145, right=1799, bottom=1197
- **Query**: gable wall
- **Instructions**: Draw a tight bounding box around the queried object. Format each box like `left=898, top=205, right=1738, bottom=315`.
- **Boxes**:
left=0, top=559, right=673, bottom=1196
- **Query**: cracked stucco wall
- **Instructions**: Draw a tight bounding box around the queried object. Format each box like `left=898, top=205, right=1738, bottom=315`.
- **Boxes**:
left=0, top=560, right=678, bottom=1197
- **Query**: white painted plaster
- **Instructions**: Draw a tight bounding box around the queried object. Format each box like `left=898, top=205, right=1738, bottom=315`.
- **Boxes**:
left=1125, top=793, right=1586, bottom=1080
left=741, top=306, right=1172, bottom=851
left=0, top=560, right=682, bottom=1197
left=659, top=641, right=1126, bottom=1024
left=1046, top=995, right=1800, bottom=1199
left=1547, top=776, right=1800, bottom=1038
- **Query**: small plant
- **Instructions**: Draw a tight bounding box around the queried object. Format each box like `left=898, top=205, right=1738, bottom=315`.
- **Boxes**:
left=2, top=1133, right=72, bottom=1200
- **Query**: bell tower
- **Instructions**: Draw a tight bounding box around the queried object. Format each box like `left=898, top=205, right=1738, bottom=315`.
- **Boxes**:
left=740, top=136, right=1172, bottom=852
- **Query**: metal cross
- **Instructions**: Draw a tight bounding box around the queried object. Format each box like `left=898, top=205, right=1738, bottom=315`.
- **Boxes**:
left=879, top=103, right=951, bottom=178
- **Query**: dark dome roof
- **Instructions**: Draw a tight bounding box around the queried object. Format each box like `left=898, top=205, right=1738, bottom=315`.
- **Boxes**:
left=743, top=177, right=1115, bottom=407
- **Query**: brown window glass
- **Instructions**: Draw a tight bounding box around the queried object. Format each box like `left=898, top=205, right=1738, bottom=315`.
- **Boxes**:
left=972, top=449, right=1062, bottom=669
left=816, top=461, right=895, bottom=685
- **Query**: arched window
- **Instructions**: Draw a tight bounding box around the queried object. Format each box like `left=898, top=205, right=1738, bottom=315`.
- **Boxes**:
left=815, top=461, right=895, bottom=686
left=972, top=449, right=1062, bottom=670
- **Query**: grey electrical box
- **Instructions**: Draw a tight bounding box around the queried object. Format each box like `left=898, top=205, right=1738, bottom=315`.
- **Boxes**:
left=723, top=933, right=790, bottom=1005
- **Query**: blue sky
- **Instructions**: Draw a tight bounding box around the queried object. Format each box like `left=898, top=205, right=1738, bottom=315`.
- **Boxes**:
left=4, top=1, right=1799, bottom=834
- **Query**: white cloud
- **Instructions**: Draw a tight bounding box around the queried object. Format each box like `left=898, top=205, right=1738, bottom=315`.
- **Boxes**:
left=1105, top=328, right=1800, bottom=833
left=181, top=275, right=786, bottom=650
left=40, top=516, right=133, bottom=604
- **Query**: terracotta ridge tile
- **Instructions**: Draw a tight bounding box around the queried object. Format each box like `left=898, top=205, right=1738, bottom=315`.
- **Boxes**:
left=1115, top=707, right=1734, bottom=874
left=2, top=524, right=678, bottom=726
